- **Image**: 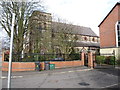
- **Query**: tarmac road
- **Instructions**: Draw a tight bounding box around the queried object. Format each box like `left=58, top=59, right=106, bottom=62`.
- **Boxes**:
left=1, top=66, right=120, bottom=89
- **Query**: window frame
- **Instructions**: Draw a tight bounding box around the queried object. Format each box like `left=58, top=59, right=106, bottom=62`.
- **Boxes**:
left=116, top=21, right=120, bottom=47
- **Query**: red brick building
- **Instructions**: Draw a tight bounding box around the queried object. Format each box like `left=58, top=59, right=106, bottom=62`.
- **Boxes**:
left=98, top=2, right=120, bottom=59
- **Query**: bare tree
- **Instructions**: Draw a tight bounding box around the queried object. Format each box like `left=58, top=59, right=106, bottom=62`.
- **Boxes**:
left=2, top=36, right=10, bottom=50
left=0, top=0, right=44, bottom=55
left=51, top=20, right=78, bottom=55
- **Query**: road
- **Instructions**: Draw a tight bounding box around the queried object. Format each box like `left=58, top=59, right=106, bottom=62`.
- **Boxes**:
left=1, top=66, right=120, bottom=89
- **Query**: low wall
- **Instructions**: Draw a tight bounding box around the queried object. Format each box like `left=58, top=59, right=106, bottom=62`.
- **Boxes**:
left=2, top=60, right=84, bottom=72
left=2, top=62, right=36, bottom=71
left=50, top=60, right=84, bottom=68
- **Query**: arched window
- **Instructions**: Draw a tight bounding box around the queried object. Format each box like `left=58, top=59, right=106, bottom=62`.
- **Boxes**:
left=84, top=37, right=87, bottom=41
left=92, top=37, right=95, bottom=42
left=116, top=21, right=120, bottom=46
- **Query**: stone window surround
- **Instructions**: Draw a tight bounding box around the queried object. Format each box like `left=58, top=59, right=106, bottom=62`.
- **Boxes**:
left=115, top=21, right=120, bottom=47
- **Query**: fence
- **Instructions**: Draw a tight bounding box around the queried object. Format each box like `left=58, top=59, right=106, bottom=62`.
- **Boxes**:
left=4, top=53, right=81, bottom=62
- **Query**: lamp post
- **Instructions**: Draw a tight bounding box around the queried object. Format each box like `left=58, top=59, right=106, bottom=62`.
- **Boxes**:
left=7, top=13, right=15, bottom=89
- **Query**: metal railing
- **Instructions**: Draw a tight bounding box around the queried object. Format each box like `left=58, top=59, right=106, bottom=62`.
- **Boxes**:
left=4, top=53, right=81, bottom=62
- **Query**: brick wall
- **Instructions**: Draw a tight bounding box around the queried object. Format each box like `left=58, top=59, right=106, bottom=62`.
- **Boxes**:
left=50, top=60, right=84, bottom=69
left=2, top=60, right=84, bottom=72
left=88, top=51, right=93, bottom=68
left=2, top=52, right=92, bottom=72
left=2, top=62, right=35, bottom=71
left=119, top=5, right=120, bottom=20
left=99, top=5, right=119, bottom=48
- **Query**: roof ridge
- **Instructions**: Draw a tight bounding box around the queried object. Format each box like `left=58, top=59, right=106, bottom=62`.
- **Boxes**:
left=52, top=21, right=91, bottom=29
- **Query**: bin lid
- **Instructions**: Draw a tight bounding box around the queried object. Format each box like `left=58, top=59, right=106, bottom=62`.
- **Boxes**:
left=44, top=61, right=50, bottom=63
left=35, top=61, right=40, bottom=63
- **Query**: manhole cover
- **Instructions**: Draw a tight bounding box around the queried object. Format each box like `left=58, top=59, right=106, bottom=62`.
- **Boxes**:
left=78, top=82, right=90, bottom=86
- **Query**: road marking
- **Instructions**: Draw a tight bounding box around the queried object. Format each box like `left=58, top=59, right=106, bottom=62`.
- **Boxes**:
left=101, top=83, right=120, bottom=88
left=68, top=71, right=74, bottom=73
left=12, top=76, right=23, bottom=78
left=1, top=76, right=23, bottom=79
left=60, top=72, right=66, bottom=74
left=1, top=69, right=92, bottom=78
left=1, top=76, right=6, bottom=79
left=53, top=68, right=92, bottom=75
left=115, top=67, right=120, bottom=69
left=76, top=69, right=91, bottom=72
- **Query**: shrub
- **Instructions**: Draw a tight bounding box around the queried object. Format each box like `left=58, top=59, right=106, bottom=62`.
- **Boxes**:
left=105, top=56, right=116, bottom=65
left=116, top=60, right=120, bottom=66
left=69, top=53, right=80, bottom=60
left=96, top=56, right=105, bottom=64
left=109, top=56, right=115, bottom=65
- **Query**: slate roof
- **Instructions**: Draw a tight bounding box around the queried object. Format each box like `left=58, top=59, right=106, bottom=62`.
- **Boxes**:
left=52, top=22, right=98, bottom=37
left=75, top=41, right=100, bottom=47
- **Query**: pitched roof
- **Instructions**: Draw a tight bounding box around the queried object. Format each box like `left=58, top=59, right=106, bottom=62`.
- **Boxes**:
left=75, top=41, right=100, bottom=47
left=98, top=2, right=120, bottom=27
left=52, top=22, right=98, bottom=37
left=70, top=25, right=98, bottom=37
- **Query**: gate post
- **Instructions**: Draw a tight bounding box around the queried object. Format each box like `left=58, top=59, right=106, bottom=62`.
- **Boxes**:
left=81, top=51, right=84, bottom=66
left=93, top=53, right=96, bottom=68
left=2, top=52, right=5, bottom=62
left=88, top=50, right=93, bottom=69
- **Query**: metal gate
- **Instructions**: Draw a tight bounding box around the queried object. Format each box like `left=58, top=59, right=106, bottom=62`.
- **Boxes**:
left=93, top=53, right=116, bottom=69
left=84, top=53, right=88, bottom=66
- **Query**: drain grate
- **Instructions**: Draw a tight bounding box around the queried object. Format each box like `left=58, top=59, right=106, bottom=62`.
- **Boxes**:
left=78, top=82, right=90, bottom=86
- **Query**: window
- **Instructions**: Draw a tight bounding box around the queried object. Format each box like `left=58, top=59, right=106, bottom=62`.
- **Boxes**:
left=92, top=37, right=95, bottom=42
left=118, top=42, right=120, bottom=46
left=117, top=21, right=120, bottom=46
left=97, top=38, right=99, bottom=42
left=84, top=37, right=87, bottom=41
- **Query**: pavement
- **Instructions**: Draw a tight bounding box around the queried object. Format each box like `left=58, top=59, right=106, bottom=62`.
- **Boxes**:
left=2, top=66, right=89, bottom=77
left=1, top=66, right=120, bottom=89
left=115, top=66, right=120, bottom=69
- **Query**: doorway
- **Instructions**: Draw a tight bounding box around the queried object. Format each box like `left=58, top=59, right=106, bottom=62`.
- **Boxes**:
left=84, top=53, right=88, bottom=66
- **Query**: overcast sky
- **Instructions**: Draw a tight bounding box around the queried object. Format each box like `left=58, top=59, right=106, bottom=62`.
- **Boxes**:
left=0, top=0, right=120, bottom=38
left=43, top=0, right=120, bottom=36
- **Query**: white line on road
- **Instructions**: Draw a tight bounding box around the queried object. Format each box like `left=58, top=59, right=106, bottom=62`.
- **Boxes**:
left=68, top=71, right=74, bottom=73
left=1, top=76, right=6, bottom=79
left=76, top=69, right=92, bottom=72
left=12, top=76, right=23, bottom=78
left=1, top=76, right=23, bottom=79
left=60, top=72, right=66, bottom=74
left=101, top=83, right=120, bottom=88
left=54, top=68, right=92, bottom=75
